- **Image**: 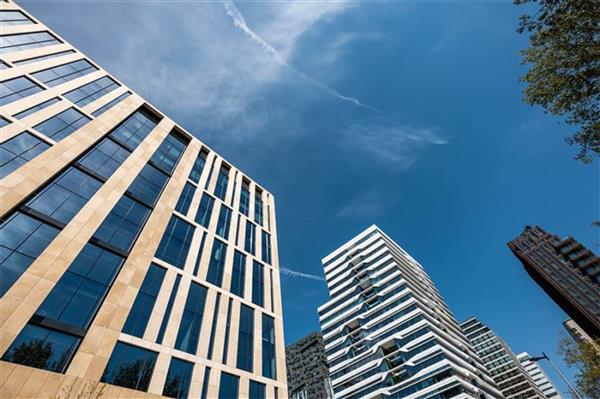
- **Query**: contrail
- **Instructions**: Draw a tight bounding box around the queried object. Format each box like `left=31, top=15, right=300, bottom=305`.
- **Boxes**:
left=223, top=0, right=379, bottom=113
left=280, top=267, right=326, bottom=282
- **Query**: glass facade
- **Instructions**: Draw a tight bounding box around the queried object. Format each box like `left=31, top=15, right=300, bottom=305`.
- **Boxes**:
left=155, top=215, right=194, bottom=269
left=262, top=314, right=276, bottom=379
left=122, top=263, right=166, bottom=337
left=230, top=250, right=246, bottom=298
left=0, top=31, right=61, bottom=54
left=219, top=372, right=239, bottom=399
left=175, top=281, right=208, bottom=354
left=237, top=304, right=254, bottom=372
left=1, top=76, right=42, bottom=104
left=252, top=260, right=264, bottom=307
left=101, top=342, right=158, bottom=392
left=0, top=132, right=50, bottom=177
left=31, top=59, right=97, bottom=87
left=34, top=107, right=90, bottom=141
left=64, top=76, right=119, bottom=107
left=175, top=182, right=195, bottom=215
left=163, top=357, right=194, bottom=399
left=214, top=164, right=229, bottom=201
left=206, top=239, right=227, bottom=287
left=216, top=204, right=232, bottom=239
left=195, top=193, right=214, bottom=228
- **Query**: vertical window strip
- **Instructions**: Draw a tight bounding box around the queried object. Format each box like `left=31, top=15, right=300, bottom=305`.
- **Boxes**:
left=203, top=157, right=216, bottom=190
left=206, top=293, right=221, bottom=360
left=222, top=298, right=233, bottom=364
left=122, top=263, right=166, bottom=338
left=91, top=91, right=131, bottom=117
left=174, top=281, right=208, bottom=354
left=156, top=274, right=181, bottom=344
left=270, top=269, right=275, bottom=313
left=236, top=304, right=254, bottom=372
left=200, top=367, right=212, bottom=399
left=262, top=314, right=276, bottom=379
left=193, top=232, right=206, bottom=277
left=252, top=261, right=264, bottom=308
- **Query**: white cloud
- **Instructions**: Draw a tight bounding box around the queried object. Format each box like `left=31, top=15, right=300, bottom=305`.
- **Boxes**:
left=280, top=267, right=326, bottom=282
left=336, top=189, right=385, bottom=219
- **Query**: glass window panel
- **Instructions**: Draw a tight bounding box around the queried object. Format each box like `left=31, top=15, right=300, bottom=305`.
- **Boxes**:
left=195, top=193, right=214, bottom=228
left=201, top=367, right=211, bottom=399
left=206, top=293, right=221, bottom=360
left=261, top=231, right=272, bottom=265
left=91, top=91, right=131, bottom=117
left=236, top=304, right=254, bottom=372
left=174, top=281, right=208, bottom=354
left=1, top=324, right=79, bottom=373
left=222, top=298, right=233, bottom=363
left=218, top=372, right=239, bottom=399
left=262, top=314, right=276, bottom=379
left=127, top=163, right=168, bottom=207
left=249, top=380, right=266, bottom=399
left=245, top=221, right=256, bottom=255
left=0, top=212, right=60, bottom=297
left=254, top=193, right=263, bottom=225
left=13, top=97, right=60, bottom=119
left=31, top=59, right=96, bottom=87
left=0, top=10, right=35, bottom=26
left=64, top=76, right=119, bottom=107
left=77, top=137, right=129, bottom=180
left=0, top=76, right=42, bottom=105
left=36, top=243, right=124, bottom=329
left=230, top=250, right=246, bottom=298
left=93, top=195, right=150, bottom=253
left=155, top=216, right=194, bottom=269
left=26, top=167, right=102, bottom=225
left=101, top=342, right=158, bottom=392
left=239, top=180, right=250, bottom=216
left=108, top=108, right=158, bottom=151
left=189, top=149, right=208, bottom=183
left=150, top=133, right=187, bottom=175
left=34, top=107, right=90, bottom=141
left=206, top=239, right=227, bottom=287
left=216, top=205, right=232, bottom=239
left=214, top=165, right=229, bottom=201
left=13, top=50, right=75, bottom=66
left=1, top=132, right=49, bottom=177
left=0, top=116, right=10, bottom=127
left=0, top=32, right=61, bottom=54
left=252, top=261, right=264, bottom=308
left=156, top=274, right=181, bottom=344
left=122, top=263, right=166, bottom=338
left=163, top=357, right=194, bottom=399
left=175, top=182, right=195, bottom=215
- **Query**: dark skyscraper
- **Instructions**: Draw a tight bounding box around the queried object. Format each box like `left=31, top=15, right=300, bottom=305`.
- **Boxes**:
left=285, top=332, right=332, bottom=399
left=508, top=226, right=600, bottom=338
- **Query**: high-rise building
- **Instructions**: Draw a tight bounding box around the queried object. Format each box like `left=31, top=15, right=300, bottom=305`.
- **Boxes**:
left=562, top=319, right=593, bottom=343
left=508, top=226, right=600, bottom=338
left=285, top=332, right=333, bottom=399
left=0, top=2, right=287, bottom=398
left=517, top=353, right=562, bottom=399
left=318, top=225, right=503, bottom=399
left=460, top=318, right=547, bottom=399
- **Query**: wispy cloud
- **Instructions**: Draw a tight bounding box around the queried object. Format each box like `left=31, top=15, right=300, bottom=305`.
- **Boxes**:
left=336, top=189, right=385, bottom=219
left=223, top=0, right=378, bottom=113
left=341, top=119, right=448, bottom=169
left=281, top=267, right=326, bottom=282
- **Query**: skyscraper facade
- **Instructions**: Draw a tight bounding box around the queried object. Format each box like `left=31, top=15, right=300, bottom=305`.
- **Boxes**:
left=508, top=226, right=600, bottom=338
left=0, top=2, right=287, bottom=398
left=318, top=226, right=503, bottom=399
left=562, top=319, right=593, bottom=343
left=517, top=353, right=562, bottom=399
left=460, top=318, right=547, bottom=399
left=285, top=332, right=332, bottom=399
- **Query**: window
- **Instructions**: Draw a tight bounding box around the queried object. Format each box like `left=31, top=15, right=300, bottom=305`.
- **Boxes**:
left=0, top=10, right=35, bottom=26
left=77, top=137, right=129, bottom=180
left=156, top=274, right=181, bottom=344
left=201, top=367, right=211, bottom=399
left=91, top=91, right=131, bottom=117
left=262, top=231, right=272, bottom=264
left=189, top=149, right=208, bottom=183
left=35, top=242, right=124, bottom=329
left=269, top=269, right=275, bottom=312
left=192, top=232, right=206, bottom=277
left=93, top=195, right=150, bottom=253
left=175, top=281, right=208, bottom=354
left=206, top=239, right=227, bottom=287
left=219, top=372, right=239, bottom=399
left=195, top=193, right=214, bottom=228
left=122, top=264, right=166, bottom=338
left=250, top=381, right=266, bottom=399
left=245, top=221, right=256, bottom=255
left=13, top=50, right=75, bottom=66
left=237, top=304, right=254, bottom=372
left=108, top=108, right=159, bottom=151
left=0, top=131, right=49, bottom=177
left=252, top=261, right=264, bottom=308
left=207, top=293, right=221, bottom=360
left=262, top=314, right=276, bottom=379
left=101, top=342, right=157, bottom=392
left=34, top=107, right=90, bottom=141
left=1, top=76, right=42, bottom=105
left=64, top=76, right=119, bottom=107
left=0, top=116, right=9, bottom=127
left=26, top=167, right=102, bottom=225
left=0, top=60, right=8, bottom=70
left=155, top=216, right=194, bottom=269
left=127, top=163, right=168, bottom=207
left=222, top=298, right=233, bottom=363
left=163, top=357, right=194, bottom=399
left=214, top=164, right=229, bottom=200
left=175, top=182, right=195, bottom=215
left=150, top=132, right=188, bottom=175
left=239, top=179, right=250, bottom=216
left=255, top=189, right=263, bottom=225
left=31, top=59, right=97, bottom=87
left=13, top=97, right=60, bottom=119
left=216, top=205, right=232, bottom=239
left=2, top=324, right=79, bottom=373
left=0, top=32, right=61, bottom=54
left=230, top=250, right=246, bottom=298
left=0, top=212, right=60, bottom=297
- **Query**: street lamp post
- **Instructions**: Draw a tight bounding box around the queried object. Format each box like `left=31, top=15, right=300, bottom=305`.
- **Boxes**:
left=529, top=352, right=583, bottom=399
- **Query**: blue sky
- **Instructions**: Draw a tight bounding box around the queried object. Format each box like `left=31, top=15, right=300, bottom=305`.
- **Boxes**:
left=22, top=0, right=598, bottom=394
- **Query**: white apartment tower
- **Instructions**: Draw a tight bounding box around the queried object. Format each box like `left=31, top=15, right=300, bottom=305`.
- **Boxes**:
left=517, top=353, right=562, bottom=399
left=318, top=226, right=503, bottom=399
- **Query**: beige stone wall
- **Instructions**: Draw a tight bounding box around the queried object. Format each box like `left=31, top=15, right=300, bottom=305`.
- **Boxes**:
left=0, top=0, right=288, bottom=397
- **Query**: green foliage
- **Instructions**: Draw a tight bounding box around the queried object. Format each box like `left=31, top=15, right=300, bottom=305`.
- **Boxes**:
left=558, top=336, right=600, bottom=399
left=515, top=0, right=600, bottom=162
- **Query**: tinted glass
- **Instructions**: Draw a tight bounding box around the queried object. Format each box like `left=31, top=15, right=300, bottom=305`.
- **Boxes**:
left=127, top=163, right=168, bottom=207
left=262, top=314, right=276, bottom=379
left=91, top=91, right=131, bottom=117
left=1, top=132, right=50, bottom=177
left=249, top=381, right=266, bottom=399
left=31, top=59, right=96, bottom=87
left=189, top=150, right=207, bottom=183
left=150, top=133, right=187, bottom=174
left=252, top=261, right=264, bottom=308
left=230, top=250, right=246, bottom=298
left=216, top=205, right=232, bottom=239
left=0, top=10, right=34, bottom=26
left=214, top=166, right=229, bottom=201
left=122, top=264, right=166, bottom=337
left=108, top=109, right=158, bottom=151
left=34, top=107, right=90, bottom=141
left=77, top=137, right=129, bottom=180
left=163, top=357, right=194, bottom=399
left=64, top=76, right=119, bottom=107
left=93, top=195, right=150, bottom=253
left=206, top=239, right=227, bottom=287
left=174, top=281, right=207, bottom=354
left=195, top=193, right=214, bottom=228
left=218, top=372, right=239, bottom=399
left=245, top=221, right=255, bottom=255
left=237, top=304, right=254, bottom=372
left=156, top=274, right=181, bottom=344
left=101, top=342, right=157, bottom=392
left=175, top=182, right=195, bottom=215
left=0, top=32, right=60, bottom=54
left=155, top=216, right=194, bottom=269
left=13, top=50, right=75, bottom=66
left=13, top=97, right=60, bottom=119
left=261, top=231, right=272, bottom=265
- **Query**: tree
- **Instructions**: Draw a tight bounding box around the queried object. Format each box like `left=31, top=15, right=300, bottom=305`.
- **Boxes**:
left=558, top=336, right=600, bottom=399
left=515, top=0, right=600, bottom=163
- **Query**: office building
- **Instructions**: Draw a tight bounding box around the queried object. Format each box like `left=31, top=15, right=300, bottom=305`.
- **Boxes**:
left=318, top=225, right=503, bottom=399
left=285, top=332, right=332, bottom=399
left=461, top=318, right=547, bottom=399
left=508, top=226, right=600, bottom=338
left=562, top=319, right=594, bottom=343
left=0, top=1, right=287, bottom=397
left=517, top=353, right=561, bottom=399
